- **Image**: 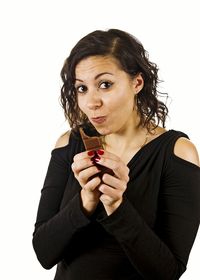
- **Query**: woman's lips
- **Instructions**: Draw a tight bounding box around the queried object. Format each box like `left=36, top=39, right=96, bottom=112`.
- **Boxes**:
left=91, top=116, right=106, bottom=124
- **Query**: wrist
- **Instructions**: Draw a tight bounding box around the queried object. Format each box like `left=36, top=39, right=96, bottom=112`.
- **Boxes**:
left=80, top=189, right=99, bottom=216
left=104, top=199, right=123, bottom=216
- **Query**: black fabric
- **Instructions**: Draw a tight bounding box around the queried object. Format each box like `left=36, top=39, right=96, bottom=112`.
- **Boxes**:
left=32, top=129, right=200, bottom=280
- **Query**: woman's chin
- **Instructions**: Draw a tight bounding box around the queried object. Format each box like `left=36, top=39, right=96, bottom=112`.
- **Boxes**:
left=95, top=127, right=111, bottom=136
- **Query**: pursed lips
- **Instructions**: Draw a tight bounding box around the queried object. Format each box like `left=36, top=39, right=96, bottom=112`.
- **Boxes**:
left=91, top=116, right=106, bottom=124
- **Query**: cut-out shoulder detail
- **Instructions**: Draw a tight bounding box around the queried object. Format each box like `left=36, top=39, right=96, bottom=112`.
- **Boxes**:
left=174, top=137, right=200, bottom=167
left=54, top=130, right=71, bottom=149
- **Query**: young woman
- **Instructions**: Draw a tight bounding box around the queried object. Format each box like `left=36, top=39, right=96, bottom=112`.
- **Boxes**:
left=32, top=29, right=200, bottom=280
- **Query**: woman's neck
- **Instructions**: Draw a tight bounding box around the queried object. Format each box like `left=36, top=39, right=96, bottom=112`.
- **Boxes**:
left=102, top=124, right=167, bottom=165
left=103, top=125, right=149, bottom=152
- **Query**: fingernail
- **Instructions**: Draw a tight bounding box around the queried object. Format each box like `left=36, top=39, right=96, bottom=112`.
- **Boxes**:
left=88, top=150, right=95, bottom=156
left=94, top=157, right=101, bottom=162
left=97, top=149, right=104, bottom=155
left=91, top=157, right=99, bottom=164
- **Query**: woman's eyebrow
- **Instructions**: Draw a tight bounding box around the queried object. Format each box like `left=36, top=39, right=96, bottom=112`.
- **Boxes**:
left=75, top=72, right=113, bottom=82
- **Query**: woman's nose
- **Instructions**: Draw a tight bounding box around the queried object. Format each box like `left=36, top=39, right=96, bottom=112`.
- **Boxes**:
left=87, top=90, right=102, bottom=110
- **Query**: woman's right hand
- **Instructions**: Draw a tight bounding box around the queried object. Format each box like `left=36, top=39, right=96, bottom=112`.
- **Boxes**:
left=71, top=151, right=102, bottom=215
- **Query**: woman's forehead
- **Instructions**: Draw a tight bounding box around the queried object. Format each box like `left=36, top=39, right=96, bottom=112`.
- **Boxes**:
left=75, top=56, right=122, bottom=79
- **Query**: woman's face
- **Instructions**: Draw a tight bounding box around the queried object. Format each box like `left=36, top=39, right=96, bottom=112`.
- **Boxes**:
left=75, top=55, right=143, bottom=135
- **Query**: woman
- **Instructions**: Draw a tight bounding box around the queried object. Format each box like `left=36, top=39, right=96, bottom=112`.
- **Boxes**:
left=32, top=29, right=200, bottom=279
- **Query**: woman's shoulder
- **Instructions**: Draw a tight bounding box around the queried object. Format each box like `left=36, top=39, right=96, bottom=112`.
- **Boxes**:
left=149, top=127, right=199, bottom=167
left=162, top=128, right=200, bottom=167
left=173, top=137, right=200, bottom=167
left=53, top=128, right=83, bottom=151
left=51, top=129, right=84, bottom=163
left=54, top=130, right=71, bottom=149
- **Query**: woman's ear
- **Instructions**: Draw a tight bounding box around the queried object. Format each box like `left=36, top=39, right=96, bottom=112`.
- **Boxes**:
left=132, top=73, right=144, bottom=94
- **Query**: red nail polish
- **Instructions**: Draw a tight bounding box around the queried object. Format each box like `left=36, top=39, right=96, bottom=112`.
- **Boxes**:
left=88, top=150, right=95, bottom=156
left=97, top=149, right=104, bottom=155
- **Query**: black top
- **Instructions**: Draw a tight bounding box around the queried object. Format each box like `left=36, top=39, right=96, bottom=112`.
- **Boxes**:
left=32, top=129, right=200, bottom=280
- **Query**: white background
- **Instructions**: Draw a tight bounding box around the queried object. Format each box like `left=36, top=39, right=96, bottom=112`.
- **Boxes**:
left=0, top=0, right=199, bottom=279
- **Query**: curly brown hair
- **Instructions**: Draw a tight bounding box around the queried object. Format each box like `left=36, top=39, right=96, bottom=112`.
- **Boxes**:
left=60, top=29, right=168, bottom=134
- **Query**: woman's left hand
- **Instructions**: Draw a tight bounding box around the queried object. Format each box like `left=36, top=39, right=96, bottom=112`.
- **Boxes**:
left=94, top=150, right=130, bottom=215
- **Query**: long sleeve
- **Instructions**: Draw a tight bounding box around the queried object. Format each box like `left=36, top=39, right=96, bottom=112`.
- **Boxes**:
left=97, top=155, right=200, bottom=280
left=32, top=129, right=200, bottom=280
left=32, top=147, right=90, bottom=269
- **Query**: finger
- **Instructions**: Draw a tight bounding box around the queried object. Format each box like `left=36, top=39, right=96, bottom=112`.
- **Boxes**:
left=71, top=160, right=93, bottom=176
left=79, top=166, right=101, bottom=185
left=71, top=156, right=94, bottom=175
left=95, top=157, right=129, bottom=181
left=101, top=173, right=127, bottom=191
left=84, top=176, right=101, bottom=192
left=96, top=149, right=125, bottom=163
left=99, top=184, right=123, bottom=201
left=73, top=150, right=96, bottom=162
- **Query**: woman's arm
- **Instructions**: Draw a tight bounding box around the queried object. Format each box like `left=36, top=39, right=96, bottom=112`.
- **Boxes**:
left=32, top=132, right=90, bottom=269
left=97, top=139, right=200, bottom=279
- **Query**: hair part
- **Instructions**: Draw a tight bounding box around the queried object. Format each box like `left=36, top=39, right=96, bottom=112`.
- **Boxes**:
left=60, top=29, right=168, bottom=134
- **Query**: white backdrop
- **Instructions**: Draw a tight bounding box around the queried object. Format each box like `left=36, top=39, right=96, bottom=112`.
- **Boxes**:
left=0, top=0, right=199, bottom=279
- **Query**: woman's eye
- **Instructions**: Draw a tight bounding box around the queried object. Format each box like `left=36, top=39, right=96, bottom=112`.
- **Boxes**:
left=99, top=81, right=113, bottom=89
left=76, top=85, right=87, bottom=93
